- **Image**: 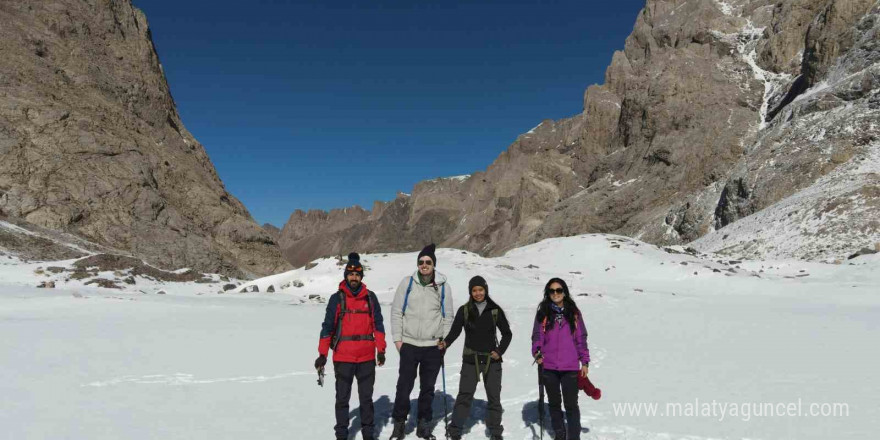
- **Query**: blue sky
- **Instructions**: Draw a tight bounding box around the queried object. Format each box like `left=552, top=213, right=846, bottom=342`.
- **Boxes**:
left=134, top=0, right=646, bottom=227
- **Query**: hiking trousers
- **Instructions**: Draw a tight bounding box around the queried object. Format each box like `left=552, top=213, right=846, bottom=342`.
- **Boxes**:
left=448, top=362, right=503, bottom=438
left=542, top=369, right=581, bottom=440
left=391, top=343, right=445, bottom=423
left=334, top=360, right=376, bottom=439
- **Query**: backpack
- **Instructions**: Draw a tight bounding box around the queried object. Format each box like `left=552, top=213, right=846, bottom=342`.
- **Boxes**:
left=401, top=276, right=446, bottom=318
left=330, top=289, right=376, bottom=350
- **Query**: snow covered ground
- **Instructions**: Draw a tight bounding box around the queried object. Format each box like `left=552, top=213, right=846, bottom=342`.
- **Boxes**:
left=2, top=234, right=878, bottom=439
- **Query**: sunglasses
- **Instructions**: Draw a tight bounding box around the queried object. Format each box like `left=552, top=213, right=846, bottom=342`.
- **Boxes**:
left=546, top=287, right=565, bottom=295
left=417, top=260, right=433, bottom=266
left=345, top=265, right=363, bottom=273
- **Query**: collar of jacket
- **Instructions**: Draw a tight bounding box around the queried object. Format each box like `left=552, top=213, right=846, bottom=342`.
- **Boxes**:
left=338, top=280, right=367, bottom=297
left=410, top=270, right=447, bottom=287
left=467, top=297, right=496, bottom=311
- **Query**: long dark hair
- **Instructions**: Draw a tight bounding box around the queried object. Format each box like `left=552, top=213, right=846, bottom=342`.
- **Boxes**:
left=465, top=291, right=500, bottom=329
left=535, top=277, right=580, bottom=334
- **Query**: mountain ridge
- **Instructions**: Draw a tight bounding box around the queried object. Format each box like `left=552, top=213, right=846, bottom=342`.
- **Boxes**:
left=278, top=0, right=880, bottom=267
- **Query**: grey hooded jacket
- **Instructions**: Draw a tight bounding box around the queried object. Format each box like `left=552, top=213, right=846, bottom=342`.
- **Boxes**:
left=391, top=270, right=454, bottom=347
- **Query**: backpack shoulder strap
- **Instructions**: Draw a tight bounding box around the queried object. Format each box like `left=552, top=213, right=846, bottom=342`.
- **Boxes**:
left=440, top=283, right=446, bottom=318
left=401, top=277, right=414, bottom=316
left=366, top=290, right=375, bottom=333
left=331, top=290, right=346, bottom=349
left=492, top=308, right=500, bottom=347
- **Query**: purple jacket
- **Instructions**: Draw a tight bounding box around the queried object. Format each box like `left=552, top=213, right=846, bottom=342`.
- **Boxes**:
left=531, top=311, right=590, bottom=371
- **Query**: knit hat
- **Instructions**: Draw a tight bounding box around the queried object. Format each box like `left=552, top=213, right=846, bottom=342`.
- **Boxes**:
left=417, top=243, right=437, bottom=267
left=468, top=275, right=489, bottom=297
left=344, top=252, right=364, bottom=278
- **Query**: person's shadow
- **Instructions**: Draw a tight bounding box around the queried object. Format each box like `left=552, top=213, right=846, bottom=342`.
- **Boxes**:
left=347, top=394, right=588, bottom=439
left=345, top=395, right=393, bottom=439
left=521, top=400, right=589, bottom=438
left=347, top=392, right=455, bottom=439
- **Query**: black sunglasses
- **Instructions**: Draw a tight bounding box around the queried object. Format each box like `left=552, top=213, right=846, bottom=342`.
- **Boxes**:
left=417, top=260, right=433, bottom=266
left=346, top=265, right=363, bottom=272
left=546, top=287, right=565, bottom=294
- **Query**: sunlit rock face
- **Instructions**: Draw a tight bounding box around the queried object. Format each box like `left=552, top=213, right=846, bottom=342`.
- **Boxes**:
left=0, top=0, right=291, bottom=277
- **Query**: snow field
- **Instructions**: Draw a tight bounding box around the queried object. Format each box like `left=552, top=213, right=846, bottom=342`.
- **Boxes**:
left=2, top=234, right=878, bottom=439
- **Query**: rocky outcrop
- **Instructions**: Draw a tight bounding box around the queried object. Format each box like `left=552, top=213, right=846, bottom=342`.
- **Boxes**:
left=280, top=0, right=880, bottom=266
left=691, top=0, right=880, bottom=260
left=0, top=0, right=291, bottom=277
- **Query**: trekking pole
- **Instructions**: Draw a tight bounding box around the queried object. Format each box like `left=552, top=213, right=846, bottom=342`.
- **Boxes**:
left=535, top=350, right=545, bottom=440
left=317, top=366, right=325, bottom=387
left=440, top=338, right=449, bottom=439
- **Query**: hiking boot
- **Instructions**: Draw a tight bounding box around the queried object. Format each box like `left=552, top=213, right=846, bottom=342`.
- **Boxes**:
left=490, top=435, right=503, bottom=440
left=415, top=420, right=435, bottom=440
left=388, top=420, right=406, bottom=439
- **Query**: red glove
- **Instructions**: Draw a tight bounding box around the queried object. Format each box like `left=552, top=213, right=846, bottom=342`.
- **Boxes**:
left=578, top=373, right=602, bottom=400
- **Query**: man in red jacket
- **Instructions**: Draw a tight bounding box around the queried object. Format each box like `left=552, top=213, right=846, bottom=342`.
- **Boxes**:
left=315, top=252, right=387, bottom=440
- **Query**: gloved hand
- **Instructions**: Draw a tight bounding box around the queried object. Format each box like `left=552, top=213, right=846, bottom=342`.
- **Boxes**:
left=315, top=354, right=327, bottom=370
left=377, top=352, right=386, bottom=366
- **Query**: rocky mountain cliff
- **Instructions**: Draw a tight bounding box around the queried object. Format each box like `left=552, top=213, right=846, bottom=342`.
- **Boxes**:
left=0, top=0, right=291, bottom=277
left=280, top=0, right=879, bottom=267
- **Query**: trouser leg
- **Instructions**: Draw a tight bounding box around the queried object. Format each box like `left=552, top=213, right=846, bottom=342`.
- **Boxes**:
left=356, top=361, right=377, bottom=438
left=561, top=371, right=581, bottom=440
left=448, top=363, right=478, bottom=437
left=334, top=362, right=356, bottom=439
left=392, top=343, right=419, bottom=421
left=484, top=363, right=504, bottom=437
left=542, top=369, right=565, bottom=437
left=416, top=346, right=443, bottom=422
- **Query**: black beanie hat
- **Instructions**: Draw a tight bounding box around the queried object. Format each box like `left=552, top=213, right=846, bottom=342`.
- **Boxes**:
left=417, top=243, right=437, bottom=267
left=344, top=252, right=364, bottom=278
left=468, top=275, right=489, bottom=298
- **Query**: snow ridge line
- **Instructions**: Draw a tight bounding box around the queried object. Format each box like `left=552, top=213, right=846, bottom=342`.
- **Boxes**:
left=82, top=371, right=315, bottom=387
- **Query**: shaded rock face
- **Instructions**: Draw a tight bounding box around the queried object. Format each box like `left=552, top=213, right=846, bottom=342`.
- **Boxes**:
left=262, top=223, right=282, bottom=241
left=0, top=1, right=291, bottom=277
left=280, top=0, right=880, bottom=266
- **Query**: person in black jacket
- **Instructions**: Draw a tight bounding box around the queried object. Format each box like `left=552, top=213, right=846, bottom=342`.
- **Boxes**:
left=438, top=275, right=512, bottom=440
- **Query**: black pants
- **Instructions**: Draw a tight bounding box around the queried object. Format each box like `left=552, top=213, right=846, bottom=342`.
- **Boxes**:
left=542, top=369, right=580, bottom=439
left=448, top=362, right=503, bottom=437
left=391, top=343, right=445, bottom=423
left=334, top=361, right=376, bottom=439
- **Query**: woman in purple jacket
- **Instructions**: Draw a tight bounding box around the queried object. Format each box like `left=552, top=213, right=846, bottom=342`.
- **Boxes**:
left=531, top=278, right=590, bottom=440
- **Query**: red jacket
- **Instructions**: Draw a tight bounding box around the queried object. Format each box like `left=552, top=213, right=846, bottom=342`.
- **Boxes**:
left=318, top=281, right=386, bottom=363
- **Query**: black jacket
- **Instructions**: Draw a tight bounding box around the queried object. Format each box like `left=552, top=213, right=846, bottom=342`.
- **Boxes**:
left=444, top=299, right=512, bottom=364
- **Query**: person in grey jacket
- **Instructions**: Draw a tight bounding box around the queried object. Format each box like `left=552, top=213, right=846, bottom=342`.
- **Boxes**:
left=388, top=244, right=454, bottom=440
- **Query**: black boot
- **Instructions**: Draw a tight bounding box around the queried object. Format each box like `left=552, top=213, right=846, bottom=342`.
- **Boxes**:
left=415, top=420, right=436, bottom=440
left=388, top=420, right=406, bottom=440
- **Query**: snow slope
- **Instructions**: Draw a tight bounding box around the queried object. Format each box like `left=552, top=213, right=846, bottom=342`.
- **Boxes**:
left=691, top=139, right=880, bottom=262
left=2, top=235, right=878, bottom=439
